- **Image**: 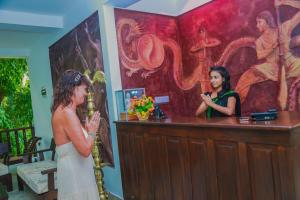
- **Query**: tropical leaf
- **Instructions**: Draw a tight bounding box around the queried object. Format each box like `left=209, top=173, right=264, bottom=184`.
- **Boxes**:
left=0, top=58, right=33, bottom=129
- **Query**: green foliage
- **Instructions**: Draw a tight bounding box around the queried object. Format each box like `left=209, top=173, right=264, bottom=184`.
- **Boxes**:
left=0, top=106, right=11, bottom=128
left=127, top=95, right=155, bottom=114
left=0, top=130, right=32, bottom=155
left=0, top=58, right=33, bottom=129
left=0, top=58, right=33, bottom=155
left=2, top=80, right=33, bottom=128
left=0, top=58, right=27, bottom=99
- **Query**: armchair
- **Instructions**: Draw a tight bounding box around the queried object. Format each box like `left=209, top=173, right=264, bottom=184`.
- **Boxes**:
left=17, top=138, right=57, bottom=200
left=8, top=136, right=41, bottom=165
left=0, top=143, right=12, bottom=192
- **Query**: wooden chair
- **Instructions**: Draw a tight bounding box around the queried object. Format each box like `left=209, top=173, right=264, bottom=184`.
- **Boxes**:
left=0, top=143, right=12, bottom=192
left=8, top=136, right=41, bottom=165
left=17, top=138, right=57, bottom=200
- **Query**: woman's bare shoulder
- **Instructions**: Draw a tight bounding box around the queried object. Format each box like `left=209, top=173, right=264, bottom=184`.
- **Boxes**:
left=52, top=106, right=82, bottom=143
left=52, top=106, right=76, bottom=118
left=52, top=106, right=77, bottom=124
left=52, top=107, right=74, bottom=144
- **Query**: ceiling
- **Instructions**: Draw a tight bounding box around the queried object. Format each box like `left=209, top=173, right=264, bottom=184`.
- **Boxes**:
left=0, top=0, right=74, bottom=15
left=126, top=0, right=212, bottom=16
left=0, top=0, right=212, bottom=32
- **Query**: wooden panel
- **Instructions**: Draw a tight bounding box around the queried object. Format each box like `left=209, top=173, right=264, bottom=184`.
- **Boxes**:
left=115, top=113, right=300, bottom=200
left=290, top=144, right=300, bottom=200
left=215, top=141, right=239, bottom=200
left=189, top=138, right=210, bottom=200
left=207, top=139, right=219, bottom=200
left=166, top=137, right=192, bottom=200
left=237, top=142, right=251, bottom=200
left=117, top=131, right=137, bottom=199
left=277, top=146, right=295, bottom=200
left=248, top=144, right=279, bottom=200
left=144, top=134, right=171, bottom=200
left=131, top=133, right=151, bottom=200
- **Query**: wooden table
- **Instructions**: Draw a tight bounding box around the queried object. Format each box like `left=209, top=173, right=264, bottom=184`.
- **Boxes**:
left=115, top=111, right=300, bottom=200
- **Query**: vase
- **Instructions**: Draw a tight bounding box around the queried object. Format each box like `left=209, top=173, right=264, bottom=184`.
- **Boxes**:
left=136, top=111, right=150, bottom=121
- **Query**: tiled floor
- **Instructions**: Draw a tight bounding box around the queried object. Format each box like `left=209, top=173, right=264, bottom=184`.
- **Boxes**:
left=7, top=174, right=38, bottom=199
left=8, top=189, right=37, bottom=200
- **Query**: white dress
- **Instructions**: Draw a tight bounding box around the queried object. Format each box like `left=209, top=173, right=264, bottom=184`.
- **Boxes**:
left=56, top=129, right=100, bottom=200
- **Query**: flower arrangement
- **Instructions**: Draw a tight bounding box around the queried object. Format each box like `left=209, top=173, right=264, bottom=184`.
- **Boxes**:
left=127, top=95, right=155, bottom=120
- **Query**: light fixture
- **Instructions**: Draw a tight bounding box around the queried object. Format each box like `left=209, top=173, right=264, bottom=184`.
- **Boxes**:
left=41, top=87, right=47, bottom=97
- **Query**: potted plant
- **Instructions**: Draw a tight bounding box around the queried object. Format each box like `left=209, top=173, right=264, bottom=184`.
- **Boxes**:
left=127, top=95, right=155, bottom=120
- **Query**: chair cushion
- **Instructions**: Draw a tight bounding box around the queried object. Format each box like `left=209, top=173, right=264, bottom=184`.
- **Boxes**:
left=0, top=163, right=8, bottom=176
left=17, top=160, right=57, bottom=194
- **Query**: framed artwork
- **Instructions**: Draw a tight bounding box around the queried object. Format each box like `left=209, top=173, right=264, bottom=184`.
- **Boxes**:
left=123, top=88, right=145, bottom=110
left=49, top=11, right=114, bottom=166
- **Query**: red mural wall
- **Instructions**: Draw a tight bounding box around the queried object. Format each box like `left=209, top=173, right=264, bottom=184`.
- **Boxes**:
left=115, top=0, right=300, bottom=116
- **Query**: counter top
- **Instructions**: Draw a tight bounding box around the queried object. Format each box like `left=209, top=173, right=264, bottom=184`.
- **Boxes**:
left=114, top=111, right=300, bottom=131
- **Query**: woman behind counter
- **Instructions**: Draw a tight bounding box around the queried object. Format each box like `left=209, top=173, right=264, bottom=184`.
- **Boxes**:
left=196, top=66, right=241, bottom=118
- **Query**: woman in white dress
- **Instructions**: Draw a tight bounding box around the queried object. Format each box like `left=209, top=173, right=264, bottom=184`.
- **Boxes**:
left=51, top=69, right=101, bottom=200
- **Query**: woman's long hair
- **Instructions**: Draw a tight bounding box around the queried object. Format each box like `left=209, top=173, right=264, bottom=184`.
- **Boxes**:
left=51, top=69, right=90, bottom=113
left=209, top=66, right=231, bottom=93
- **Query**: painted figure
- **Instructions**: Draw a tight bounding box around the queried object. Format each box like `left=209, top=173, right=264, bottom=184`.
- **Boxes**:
left=275, top=0, right=300, bottom=110
left=117, top=18, right=222, bottom=91
left=124, top=91, right=131, bottom=110
left=117, top=18, right=166, bottom=78
left=190, top=22, right=221, bottom=93
left=74, top=24, right=113, bottom=164
left=235, top=11, right=279, bottom=104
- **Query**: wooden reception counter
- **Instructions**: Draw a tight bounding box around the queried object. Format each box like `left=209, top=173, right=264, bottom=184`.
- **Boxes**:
left=115, top=111, right=300, bottom=200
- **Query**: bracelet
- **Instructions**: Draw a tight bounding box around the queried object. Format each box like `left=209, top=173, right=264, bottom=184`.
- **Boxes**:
left=88, top=132, right=96, bottom=140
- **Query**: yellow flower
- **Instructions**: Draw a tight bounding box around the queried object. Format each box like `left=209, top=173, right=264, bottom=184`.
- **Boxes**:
left=127, top=95, right=155, bottom=116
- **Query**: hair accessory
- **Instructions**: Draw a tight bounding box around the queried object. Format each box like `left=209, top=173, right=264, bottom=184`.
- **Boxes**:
left=74, top=73, right=81, bottom=82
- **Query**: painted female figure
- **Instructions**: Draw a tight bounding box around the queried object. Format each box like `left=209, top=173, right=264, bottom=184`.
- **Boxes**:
left=235, top=11, right=279, bottom=104
left=190, top=22, right=221, bottom=93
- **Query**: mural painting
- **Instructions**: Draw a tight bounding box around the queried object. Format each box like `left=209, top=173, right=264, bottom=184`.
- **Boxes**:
left=115, top=0, right=300, bottom=116
left=49, top=12, right=114, bottom=166
left=114, top=9, right=192, bottom=116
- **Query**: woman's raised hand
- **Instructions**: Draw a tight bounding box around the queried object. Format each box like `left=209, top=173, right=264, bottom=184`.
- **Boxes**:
left=85, top=111, right=101, bottom=133
left=200, top=94, right=213, bottom=106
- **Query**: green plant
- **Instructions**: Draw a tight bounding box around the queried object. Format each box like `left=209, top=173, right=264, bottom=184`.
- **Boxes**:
left=0, top=58, right=33, bottom=155
left=0, top=58, right=33, bottom=129
left=127, top=95, right=155, bottom=118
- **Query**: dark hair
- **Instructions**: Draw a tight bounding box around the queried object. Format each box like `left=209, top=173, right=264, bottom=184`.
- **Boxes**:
left=209, top=66, right=231, bottom=92
left=51, top=69, right=90, bottom=113
left=256, top=10, right=276, bottom=28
